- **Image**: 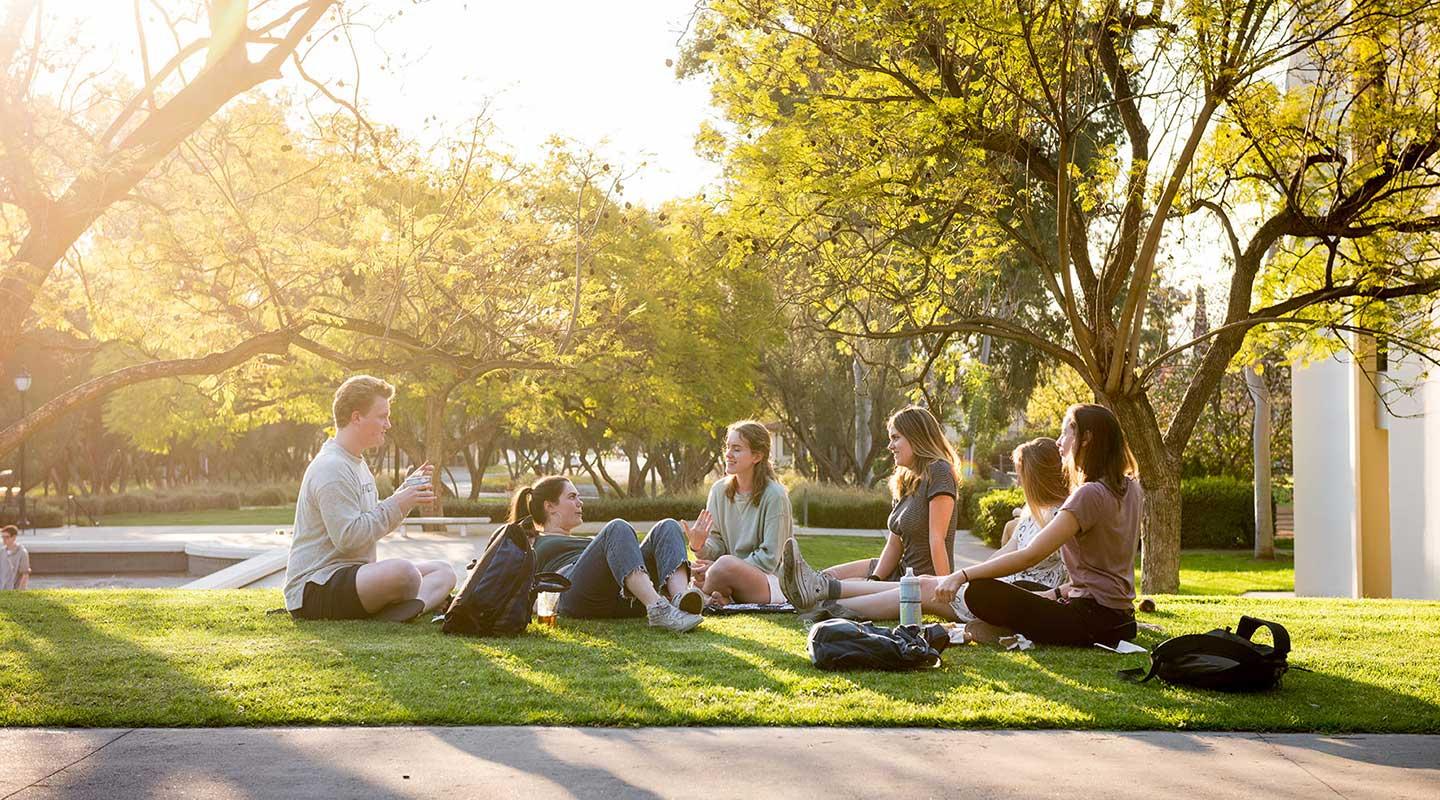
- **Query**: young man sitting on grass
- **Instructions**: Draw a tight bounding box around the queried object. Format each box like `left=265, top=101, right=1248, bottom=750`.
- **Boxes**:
left=283, top=375, right=456, bottom=622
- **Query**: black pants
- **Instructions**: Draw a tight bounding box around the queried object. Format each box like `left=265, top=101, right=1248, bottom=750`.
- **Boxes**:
left=964, top=578, right=1137, bottom=647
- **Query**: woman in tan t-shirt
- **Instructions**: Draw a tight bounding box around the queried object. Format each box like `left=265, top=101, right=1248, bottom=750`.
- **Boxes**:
left=933, top=403, right=1142, bottom=646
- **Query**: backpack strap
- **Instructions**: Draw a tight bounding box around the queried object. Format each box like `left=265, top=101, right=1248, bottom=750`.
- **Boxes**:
left=533, top=572, right=571, bottom=593
left=1236, top=615, right=1290, bottom=658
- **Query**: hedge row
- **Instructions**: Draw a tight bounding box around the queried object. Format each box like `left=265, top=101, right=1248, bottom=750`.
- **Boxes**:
left=970, top=476, right=1264, bottom=550
left=0, top=505, right=64, bottom=529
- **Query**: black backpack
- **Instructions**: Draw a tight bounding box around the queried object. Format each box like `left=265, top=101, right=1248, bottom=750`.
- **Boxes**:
left=441, top=519, right=569, bottom=637
left=1119, top=615, right=1291, bottom=692
left=807, top=619, right=953, bottom=671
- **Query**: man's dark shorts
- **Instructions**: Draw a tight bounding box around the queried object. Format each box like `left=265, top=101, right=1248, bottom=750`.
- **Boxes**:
left=291, top=564, right=369, bottom=620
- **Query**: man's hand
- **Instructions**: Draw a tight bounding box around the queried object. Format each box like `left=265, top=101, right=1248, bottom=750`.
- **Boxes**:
left=680, top=510, right=714, bottom=553
left=394, top=462, right=437, bottom=512
left=933, top=571, right=967, bottom=604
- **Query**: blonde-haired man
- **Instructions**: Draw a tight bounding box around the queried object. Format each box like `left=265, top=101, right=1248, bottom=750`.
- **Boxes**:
left=283, top=376, right=456, bottom=622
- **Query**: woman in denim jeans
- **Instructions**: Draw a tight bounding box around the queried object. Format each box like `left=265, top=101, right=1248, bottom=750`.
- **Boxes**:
left=515, top=476, right=705, bottom=633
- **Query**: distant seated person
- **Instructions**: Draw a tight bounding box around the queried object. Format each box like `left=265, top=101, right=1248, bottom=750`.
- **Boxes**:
left=1, top=525, right=30, bottom=591
left=284, top=375, right=457, bottom=622
left=522, top=476, right=705, bottom=632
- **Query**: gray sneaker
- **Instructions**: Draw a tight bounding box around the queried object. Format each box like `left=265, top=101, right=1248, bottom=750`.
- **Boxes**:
left=647, top=598, right=703, bottom=633
left=779, top=537, right=830, bottom=611
left=673, top=587, right=705, bottom=616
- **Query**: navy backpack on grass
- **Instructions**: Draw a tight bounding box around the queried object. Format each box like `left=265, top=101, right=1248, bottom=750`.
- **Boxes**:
left=1119, top=615, right=1291, bottom=692
left=441, top=518, right=569, bottom=637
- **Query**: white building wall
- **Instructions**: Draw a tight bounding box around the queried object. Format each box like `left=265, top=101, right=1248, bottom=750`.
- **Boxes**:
left=1293, top=346, right=1360, bottom=597
left=1387, top=348, right=1440, bottom=599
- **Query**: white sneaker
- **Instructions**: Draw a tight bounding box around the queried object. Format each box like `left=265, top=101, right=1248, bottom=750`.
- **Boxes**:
left=647, top=598, right=703, bottom=633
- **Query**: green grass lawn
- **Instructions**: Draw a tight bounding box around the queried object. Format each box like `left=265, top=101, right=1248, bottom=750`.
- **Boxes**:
left=1, top=590, right=1435, bottom=731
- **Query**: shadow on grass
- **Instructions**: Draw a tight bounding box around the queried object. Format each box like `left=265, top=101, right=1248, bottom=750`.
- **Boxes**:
left=0, top=592, right=401, bottom=799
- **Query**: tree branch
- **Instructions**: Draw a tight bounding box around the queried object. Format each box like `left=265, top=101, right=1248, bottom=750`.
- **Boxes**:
left=0, top=326, right=306, bottom=459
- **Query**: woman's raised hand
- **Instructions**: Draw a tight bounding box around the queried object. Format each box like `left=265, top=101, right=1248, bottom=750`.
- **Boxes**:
left=681, top=510, right=713, bottom=553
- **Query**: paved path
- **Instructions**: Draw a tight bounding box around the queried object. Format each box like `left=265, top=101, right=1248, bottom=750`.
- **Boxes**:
left=1, top=727, right=1433, bottom=799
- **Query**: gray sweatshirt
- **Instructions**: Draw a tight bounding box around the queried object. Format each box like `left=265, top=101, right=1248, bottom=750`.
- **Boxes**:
left=700, top=477, right=793, bottom=573
left=283, top=438, right=404, bottom=610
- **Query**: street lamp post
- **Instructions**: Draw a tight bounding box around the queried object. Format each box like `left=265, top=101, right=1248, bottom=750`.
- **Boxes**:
left=13, top=368, right=30, bottom=532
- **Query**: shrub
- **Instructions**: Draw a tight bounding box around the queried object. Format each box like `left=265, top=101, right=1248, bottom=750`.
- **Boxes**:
left=0, top=504, right=63, bottom=529
left=972, top=488, right=1025, bottom=548
left=1181, top=476, right=1257, bottom=549
left=790, top=483, right=891, bottom=529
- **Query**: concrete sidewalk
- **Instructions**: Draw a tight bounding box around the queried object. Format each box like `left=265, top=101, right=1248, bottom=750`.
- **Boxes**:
left=2, top=727, right=1433, bottom=799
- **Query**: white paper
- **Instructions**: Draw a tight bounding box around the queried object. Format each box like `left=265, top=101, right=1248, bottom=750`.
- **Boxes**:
left=1093, top=640, right=1148, bottom=655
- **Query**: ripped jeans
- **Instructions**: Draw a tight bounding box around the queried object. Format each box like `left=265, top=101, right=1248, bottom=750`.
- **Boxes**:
left=556, top=519, right=690, bottom=619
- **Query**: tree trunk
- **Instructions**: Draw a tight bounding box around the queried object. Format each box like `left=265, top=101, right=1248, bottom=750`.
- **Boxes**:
left=852, top=354, right=872, bottom=486
left=593, top=451, right=627, bottom=497
left=576, top=450, right=609, bottom=498
left=1111, top=393, right=1182, bottom=594
left=1244, top=364, right=1275, bottom=559
left=420, top=386, right=454, bottom=516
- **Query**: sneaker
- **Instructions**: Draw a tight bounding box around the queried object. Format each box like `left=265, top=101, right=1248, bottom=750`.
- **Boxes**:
left=798, top=599, right=866, bottom=624
left=647, top=598, right=703, bottom=633
left=673, top=587, right=705, bottom=616
left=779, top=537, right=830, bottom=611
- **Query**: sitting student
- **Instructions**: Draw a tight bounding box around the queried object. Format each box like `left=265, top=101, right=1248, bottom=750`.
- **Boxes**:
left=780, top=436, right=1070, bottom=622
left=521, top=476, right=704, bottom=632
left=934, top=403, right=1142, bottom=647
left=949, top=438, right=1070, bottom=621
left=683, top=420, right=794, bottom=605
left=1, top=525, right=30, bottom=591
left=795, top=405, right=959, bottom=589
left=284, top=375, right=457, bottom=622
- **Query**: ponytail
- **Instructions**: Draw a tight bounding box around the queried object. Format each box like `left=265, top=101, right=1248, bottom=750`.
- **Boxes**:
left=509, top=487, right=536, bottom=525
left=509, top=475, right=570, bottom=528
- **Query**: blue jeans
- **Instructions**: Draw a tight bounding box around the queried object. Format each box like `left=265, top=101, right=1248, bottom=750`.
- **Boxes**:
left=556, top=519, right=690, bottom=619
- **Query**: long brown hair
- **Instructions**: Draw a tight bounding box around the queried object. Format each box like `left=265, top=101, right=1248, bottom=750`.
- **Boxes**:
left=887, top=405, right=960, bottom=501
left=724, top=420, right=777, bottom=507
left=1013, top=438, right=1069, bottom=524
left=1065, top=403, right=1138, bottom=494
left=509, top=475, right=571, bottom=527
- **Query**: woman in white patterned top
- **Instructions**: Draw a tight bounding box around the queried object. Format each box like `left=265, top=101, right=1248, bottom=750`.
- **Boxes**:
left=948, top=437, right=1070, bottom=621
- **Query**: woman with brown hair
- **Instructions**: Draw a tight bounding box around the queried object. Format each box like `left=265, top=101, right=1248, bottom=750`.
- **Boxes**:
left=933, top=403, right=1143, bottom=646
left=777, top=405, right=960, bottom=613
left=683, top=419, right=794, bottom=605
left=519, top=476, right=705, bottom=632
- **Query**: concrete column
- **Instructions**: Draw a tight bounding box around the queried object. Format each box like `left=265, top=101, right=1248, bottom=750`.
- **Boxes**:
left=1388, top=340, right=1440, bottom=599
left=1293, top=341, right=1361, bottom=597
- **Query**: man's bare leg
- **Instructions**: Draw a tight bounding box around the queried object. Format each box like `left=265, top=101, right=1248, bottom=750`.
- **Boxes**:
left=355, top=559, right=423, bottom=614
left=414, top=559, right=458, bottom=612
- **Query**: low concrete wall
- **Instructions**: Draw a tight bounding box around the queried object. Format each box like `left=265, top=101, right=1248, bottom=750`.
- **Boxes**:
left=25, top=540, right=279, bottom=580
left=30, top=550, right=189, bottom=575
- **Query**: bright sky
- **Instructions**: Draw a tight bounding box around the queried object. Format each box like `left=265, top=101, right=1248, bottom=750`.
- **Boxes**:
left=318, top=0, right=723, bottom=206
left=28, top=0, right=722, bottom=207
